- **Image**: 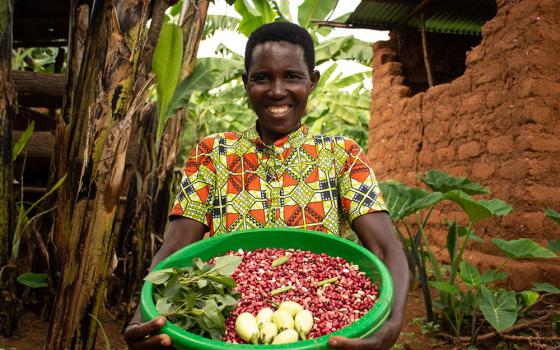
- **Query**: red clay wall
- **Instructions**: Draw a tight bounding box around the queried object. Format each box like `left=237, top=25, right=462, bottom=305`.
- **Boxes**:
left=368, top=0, right=560, bottom=288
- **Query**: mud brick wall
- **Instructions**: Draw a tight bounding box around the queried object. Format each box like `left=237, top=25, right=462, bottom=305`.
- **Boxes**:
left=368, top=0, right=560, bottom=288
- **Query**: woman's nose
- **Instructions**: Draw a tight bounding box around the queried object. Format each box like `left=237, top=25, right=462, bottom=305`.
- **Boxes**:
left=268, top=79, right=287, bottom=98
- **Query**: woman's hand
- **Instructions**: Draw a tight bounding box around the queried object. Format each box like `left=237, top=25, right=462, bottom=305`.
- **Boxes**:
left=327, top=318, right=402, bottom=350
left=124, top=317, right=173, bottom=349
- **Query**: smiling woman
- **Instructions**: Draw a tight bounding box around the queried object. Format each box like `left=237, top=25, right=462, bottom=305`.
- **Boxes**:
left=242, top=24, right=320, bottom=144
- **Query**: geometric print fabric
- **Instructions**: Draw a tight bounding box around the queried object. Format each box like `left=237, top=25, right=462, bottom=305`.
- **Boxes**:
left=170, top=123, right=387, bottom=237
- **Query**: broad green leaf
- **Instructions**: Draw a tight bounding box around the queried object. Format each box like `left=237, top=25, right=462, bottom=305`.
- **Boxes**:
left=517, top=290, right=539, bottom=308
left=545, top=208, right=560, bottom=224
left=532, top=282, right=560, bottom=294
left=208, top=255, right=243, bottom=275
left=166, top=57, right=243, bottom=119
left=144, top=268, right=174, bottom=284
left=480, top=269, right=508, bottom=284
left=548, top=240, right=560, bottom=253
left=460, top=261, right=480, bottom=286
left=479, top=287, right=518, bottom=332
left=253, top=0, right=277, bottom=21
left=429, top=281, right=460, bottom=294
left=379, top=181, right=443, bottom=221
left=443, top=190, right=493, bottom=223
left=152, top=22, right=183, bottom=141
left=234, top=0, right=276, bottom=37
left=12, top=121, right=35, bottom=160
left=298, top=0, right=338, bottom=28
left=478, top=199, right=513, bottom=216
left=206, top=274, right=236, bottom=289
left=420, top=170, right=490, bottom=195
left=493, top=238, right=558, bottom=259
left=16, top=272, right=47, bottom=288
left=315, top=36, right=354, bottom=65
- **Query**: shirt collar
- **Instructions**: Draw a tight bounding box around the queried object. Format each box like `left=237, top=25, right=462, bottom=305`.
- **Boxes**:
left=243, top=122, right=308, bottom=154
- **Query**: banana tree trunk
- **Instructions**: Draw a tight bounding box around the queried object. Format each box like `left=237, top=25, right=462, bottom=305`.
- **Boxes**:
left=45, top=0, right=155, bottom=348
left=0, top=0, right=17, bottom=337
left=114, top=0, right=209, bottom=317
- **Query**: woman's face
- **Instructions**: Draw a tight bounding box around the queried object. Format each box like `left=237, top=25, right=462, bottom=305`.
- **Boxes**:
left=243, top=41, right=319, bottom=145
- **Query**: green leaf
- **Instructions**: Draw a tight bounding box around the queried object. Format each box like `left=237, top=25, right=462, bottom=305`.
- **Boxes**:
left=152, top=22, right=183, bottom=141
left=16, top=272, right=47, bottom=288
left=443, top=190, right=493, bottom=223
left=166, top=57, right=243, bottom=119
left=480, top=269, right=508, bottom=284
left=545, top=208, right=560, bottom=225
left=492, top=238, right=558, bottom=260
left=12, top=121, right=35, bottom=160
left=479, top=287, right=518, bottom=332
left=532, top=282, right=560, bottom=294
left=420, top=170, right=490, bottom=195
left=208, top=255, right=243, bottom=276
left=206, top=274, right=236, bottom=289
left=156, top=298, right=172, bottom=314
left=203, top=15, right=240, bottom=39
left=144, top=268, right=174, bottom=284
left=297, top=0, right=337, bottom=28
left=478, top=199, right=513, bottom=216
left=379, top=181, right=443, bottom=221
left=460, top=261, right=481, bottom=286
left=429, top=281, right=460, bottom=294
left=234, top=0, right=276, bottom=37
left=517, top=290, right=539, bottom=308
left=197, top=279, right=208, bottom=289
left=548, top=240, right=560, bottom=253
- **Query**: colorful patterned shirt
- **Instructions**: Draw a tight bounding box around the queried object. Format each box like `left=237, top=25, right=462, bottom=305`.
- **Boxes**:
left=170, top=124, right=387, bottom=236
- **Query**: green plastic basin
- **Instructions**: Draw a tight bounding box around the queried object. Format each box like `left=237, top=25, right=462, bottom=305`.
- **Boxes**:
left=141, top=228, right=393, bottom=350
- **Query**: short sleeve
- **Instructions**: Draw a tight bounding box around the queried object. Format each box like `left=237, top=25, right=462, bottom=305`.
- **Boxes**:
left=335, top=137, right=387, bottom=223
left=169, top=136, right=217, bottom=227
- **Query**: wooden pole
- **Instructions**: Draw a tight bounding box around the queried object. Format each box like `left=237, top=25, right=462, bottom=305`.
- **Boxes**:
left=420, top=12, right=434, bottom=88
left=0, top=0, right=17, bottom=337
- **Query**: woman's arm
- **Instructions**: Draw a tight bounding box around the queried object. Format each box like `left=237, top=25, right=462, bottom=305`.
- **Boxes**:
left=328, top=211, right=410, bottom=350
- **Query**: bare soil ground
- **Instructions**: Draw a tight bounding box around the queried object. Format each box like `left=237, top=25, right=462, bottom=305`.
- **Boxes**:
left=1, top=288, right=558, bottom=350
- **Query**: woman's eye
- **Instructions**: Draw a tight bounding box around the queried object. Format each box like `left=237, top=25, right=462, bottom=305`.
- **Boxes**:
left=250, top=75, right=268, bottom=82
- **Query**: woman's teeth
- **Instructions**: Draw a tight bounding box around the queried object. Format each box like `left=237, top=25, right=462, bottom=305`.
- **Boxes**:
left=267, top=105, right=290, bottom=115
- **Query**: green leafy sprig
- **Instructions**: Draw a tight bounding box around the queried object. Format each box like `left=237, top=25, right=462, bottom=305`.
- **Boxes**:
left=145, top=255, right=243, bottom=340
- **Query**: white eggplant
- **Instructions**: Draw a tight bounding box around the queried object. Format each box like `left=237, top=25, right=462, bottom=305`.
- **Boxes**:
left=278, top=300, right=304, bottom=317
left=272, top=328, right=299, bottom=344
left=259, top=322, right=278, bottom=344
left=272, top=309, right=294, bottom=331
left=294, top=309, right=314, bottom=339
left=256, top=307, right=274, bottom=325
left=235, top=312, right=259, bottom=344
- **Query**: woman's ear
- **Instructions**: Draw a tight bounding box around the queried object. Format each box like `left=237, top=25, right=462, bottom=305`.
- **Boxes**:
left=310, top=70, right=320, bottom=91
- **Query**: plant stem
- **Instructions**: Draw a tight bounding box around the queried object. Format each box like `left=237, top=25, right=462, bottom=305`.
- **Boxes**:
left=316, top=277, right=338, bottom=287
left=270, top=285, right=293, bottom=296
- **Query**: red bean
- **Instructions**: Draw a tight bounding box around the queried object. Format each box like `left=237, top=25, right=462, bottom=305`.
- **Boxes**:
left=217, top=248, right=379, bottom=343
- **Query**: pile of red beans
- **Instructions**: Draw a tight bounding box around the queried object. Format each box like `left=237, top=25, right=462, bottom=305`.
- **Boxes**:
left=222, top=248, right=379, bottom=343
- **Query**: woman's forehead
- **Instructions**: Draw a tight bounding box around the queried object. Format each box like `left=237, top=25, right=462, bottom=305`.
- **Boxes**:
left=248, top=41, right=307, bottom=71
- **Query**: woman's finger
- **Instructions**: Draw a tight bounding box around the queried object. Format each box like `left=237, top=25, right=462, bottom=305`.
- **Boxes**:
left=124, top=317, right=167, bottom=343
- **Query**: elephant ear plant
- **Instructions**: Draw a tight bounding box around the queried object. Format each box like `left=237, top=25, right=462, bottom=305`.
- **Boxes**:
left=380, top=170, right=559, bottom=344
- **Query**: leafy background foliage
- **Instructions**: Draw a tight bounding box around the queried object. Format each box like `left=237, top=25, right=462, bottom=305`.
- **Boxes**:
left=153, top=0, right=375, bottom=162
